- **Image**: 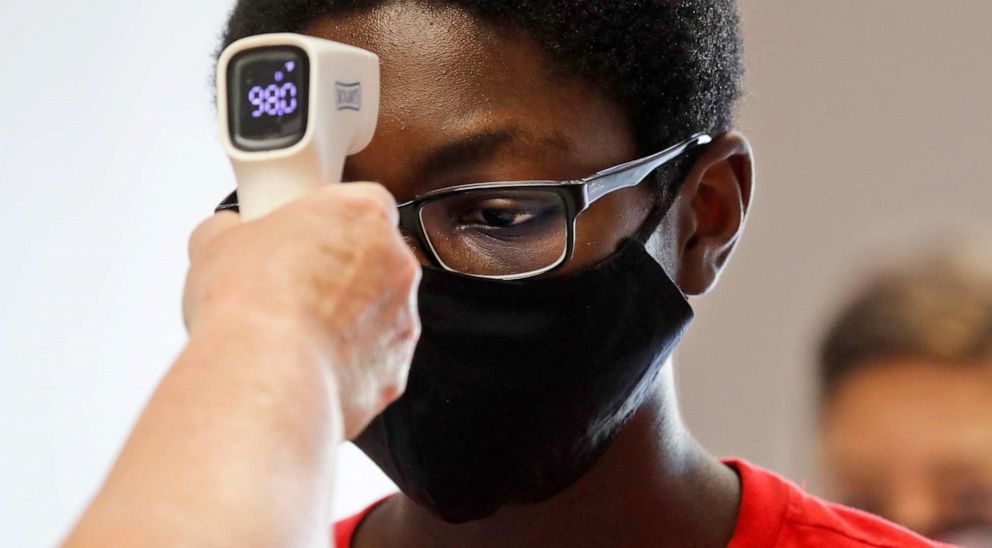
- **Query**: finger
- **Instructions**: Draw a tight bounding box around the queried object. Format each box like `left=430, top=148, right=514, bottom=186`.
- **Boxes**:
left=188, top=211, right=241, bottom=261
left=329, top=182, right=399, bottom=226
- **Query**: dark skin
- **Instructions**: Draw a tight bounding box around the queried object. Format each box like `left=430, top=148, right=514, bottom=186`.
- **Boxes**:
left=308, top=3, right=755, bottom=547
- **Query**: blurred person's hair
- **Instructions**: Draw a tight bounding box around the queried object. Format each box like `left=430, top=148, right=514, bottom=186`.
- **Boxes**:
left=818, top=242, right=992, bottom=402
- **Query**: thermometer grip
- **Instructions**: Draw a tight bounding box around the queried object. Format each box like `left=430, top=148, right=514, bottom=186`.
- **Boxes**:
left=232, top=153, right=344, bottom=221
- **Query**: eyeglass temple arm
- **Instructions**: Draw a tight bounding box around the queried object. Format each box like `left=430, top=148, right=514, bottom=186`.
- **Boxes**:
left=583, top=133, right=712, bottom=205
left=217, top=134, right=712, bottom=215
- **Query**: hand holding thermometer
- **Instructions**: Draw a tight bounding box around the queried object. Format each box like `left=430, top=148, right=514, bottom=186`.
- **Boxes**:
left=217, top=34, right=381, bottom=221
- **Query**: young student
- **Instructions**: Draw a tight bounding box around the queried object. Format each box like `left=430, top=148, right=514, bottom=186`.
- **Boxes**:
left=65, top=1, right=947, bottom=546
left=818, top=242, right=992, bottom=546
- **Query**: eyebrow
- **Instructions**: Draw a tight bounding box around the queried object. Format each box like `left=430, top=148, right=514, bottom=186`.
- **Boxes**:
left=414, top=127, right=572, bottom=185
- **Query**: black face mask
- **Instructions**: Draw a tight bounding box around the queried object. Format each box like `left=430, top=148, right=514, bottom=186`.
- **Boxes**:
left=355, top=207, right=694, bottom=523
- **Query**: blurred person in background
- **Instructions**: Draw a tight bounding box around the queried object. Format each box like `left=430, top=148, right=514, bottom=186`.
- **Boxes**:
left=819, top=241, right=992, bottom=546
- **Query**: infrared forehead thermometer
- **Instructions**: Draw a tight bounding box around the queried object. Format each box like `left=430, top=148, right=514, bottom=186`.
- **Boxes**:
left=217, top=33, right=380, bottom=221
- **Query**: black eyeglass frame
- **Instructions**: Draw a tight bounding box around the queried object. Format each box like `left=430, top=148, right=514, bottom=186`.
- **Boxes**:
left=216, top=132, right=711, bottom=280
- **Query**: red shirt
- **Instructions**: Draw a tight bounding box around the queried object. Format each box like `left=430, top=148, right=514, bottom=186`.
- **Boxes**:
left=334, top=459, right=949, bottom=547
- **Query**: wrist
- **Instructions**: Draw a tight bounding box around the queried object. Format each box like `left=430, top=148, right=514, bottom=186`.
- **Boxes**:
left=187, top=285, right=317, bottom=341
left=67, top=317, right=346, bottom=546
left=181, top=308, right=345, bottom=445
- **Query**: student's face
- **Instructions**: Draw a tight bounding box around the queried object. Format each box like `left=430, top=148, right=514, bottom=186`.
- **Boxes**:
left=305, top=3, right=658, bottom=276
left=304, top=1, right=752, bottom=295
left=821, top=358, right=992, bottom=543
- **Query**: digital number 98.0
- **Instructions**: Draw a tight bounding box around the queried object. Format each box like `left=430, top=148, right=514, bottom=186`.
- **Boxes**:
left=248, top=83, right=299, bottom=118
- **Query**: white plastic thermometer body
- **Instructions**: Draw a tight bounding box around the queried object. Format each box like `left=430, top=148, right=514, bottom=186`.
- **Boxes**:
left=217, top=33, right=380, bottom=221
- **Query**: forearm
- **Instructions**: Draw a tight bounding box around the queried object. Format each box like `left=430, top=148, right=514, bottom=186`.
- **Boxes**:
left=64, top=316, right=342, bottom=547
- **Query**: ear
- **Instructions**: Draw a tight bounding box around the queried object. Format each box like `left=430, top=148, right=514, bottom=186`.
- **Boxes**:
left=669, top=131, right=754, bottom=296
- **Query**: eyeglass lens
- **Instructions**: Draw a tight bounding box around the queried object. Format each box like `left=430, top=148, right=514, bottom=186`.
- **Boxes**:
left=418, top=188, right=569, bottom=277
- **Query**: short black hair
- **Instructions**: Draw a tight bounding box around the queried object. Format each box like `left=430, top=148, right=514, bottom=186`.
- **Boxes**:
left=218, top=0, right=743, bottom=182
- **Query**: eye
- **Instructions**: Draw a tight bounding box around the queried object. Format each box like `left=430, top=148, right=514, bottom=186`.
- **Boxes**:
left=467, top=203, right=538, bottom=228
left=460, top=199, right=555, bottom=230
left=419, top=189, right=567, bottom=246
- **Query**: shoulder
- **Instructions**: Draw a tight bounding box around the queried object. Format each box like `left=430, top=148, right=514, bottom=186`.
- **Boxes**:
left=332, top=464, right=948, bottom=548
left=724, top=459, right=949, bottom=548
left=333, top=497, right=392, bottom=548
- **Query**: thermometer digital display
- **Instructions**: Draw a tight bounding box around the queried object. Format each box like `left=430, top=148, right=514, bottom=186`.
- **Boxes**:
left=218, top=34, right=380, bottom=221
left=227, top=46, right=310, bottom=151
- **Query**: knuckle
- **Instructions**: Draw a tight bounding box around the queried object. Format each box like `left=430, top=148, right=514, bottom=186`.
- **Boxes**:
left=299, top=184, right=399, bottom=233
left=188, top=218, right=216, bottom=258
left=391, top=250, right=422, bottom=292
left=393, top=300, right=419, bottom=335
left=188, top=212, right=239, bottom=260
left=349, top=183, right=398, bottom=223
left=348, top=192, right=391, bottom=222
left=398, top=245, right=421, bottom=275
left=353, top=182, right=397, bottom=208
left=399, top=313, right=421, bottom=343
left=382, top=363, right=411, bottom=405
left=362, top=222, right=413, bottom=267
left=380, top=383, right=404, bottom=406
left=408, top=310, right=422, bottom=337
left=190, top=216, right=213, bottom=238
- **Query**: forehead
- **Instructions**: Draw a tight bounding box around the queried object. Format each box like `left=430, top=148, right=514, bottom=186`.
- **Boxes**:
left=302, top=2, right=636, bottom=196
left=307, top=3, right=501, bottom=106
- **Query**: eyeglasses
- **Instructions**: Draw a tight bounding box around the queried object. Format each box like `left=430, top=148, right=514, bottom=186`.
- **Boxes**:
left=216, top=133, right=710, bottom=280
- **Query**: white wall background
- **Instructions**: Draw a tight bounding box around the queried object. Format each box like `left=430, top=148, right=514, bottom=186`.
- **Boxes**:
left=0, top=1, right=989, bottom=546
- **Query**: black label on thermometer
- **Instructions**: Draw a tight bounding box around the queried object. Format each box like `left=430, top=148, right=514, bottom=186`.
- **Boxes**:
left=227, top=46, right=310, bottom=151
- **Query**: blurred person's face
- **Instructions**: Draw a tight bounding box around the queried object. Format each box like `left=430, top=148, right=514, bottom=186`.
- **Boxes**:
left=821, top=358, right=992, bottom=544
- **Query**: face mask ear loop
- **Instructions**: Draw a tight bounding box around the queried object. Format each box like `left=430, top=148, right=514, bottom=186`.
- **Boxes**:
left=632, top=168, right=686, bottom=245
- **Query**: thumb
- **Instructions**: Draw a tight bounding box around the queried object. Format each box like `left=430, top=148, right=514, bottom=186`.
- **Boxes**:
left=188, top=211, right=241, bottom=261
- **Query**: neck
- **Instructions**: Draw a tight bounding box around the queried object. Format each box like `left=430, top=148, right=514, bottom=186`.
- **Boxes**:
left=359, top=364, right=742, bottom=548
